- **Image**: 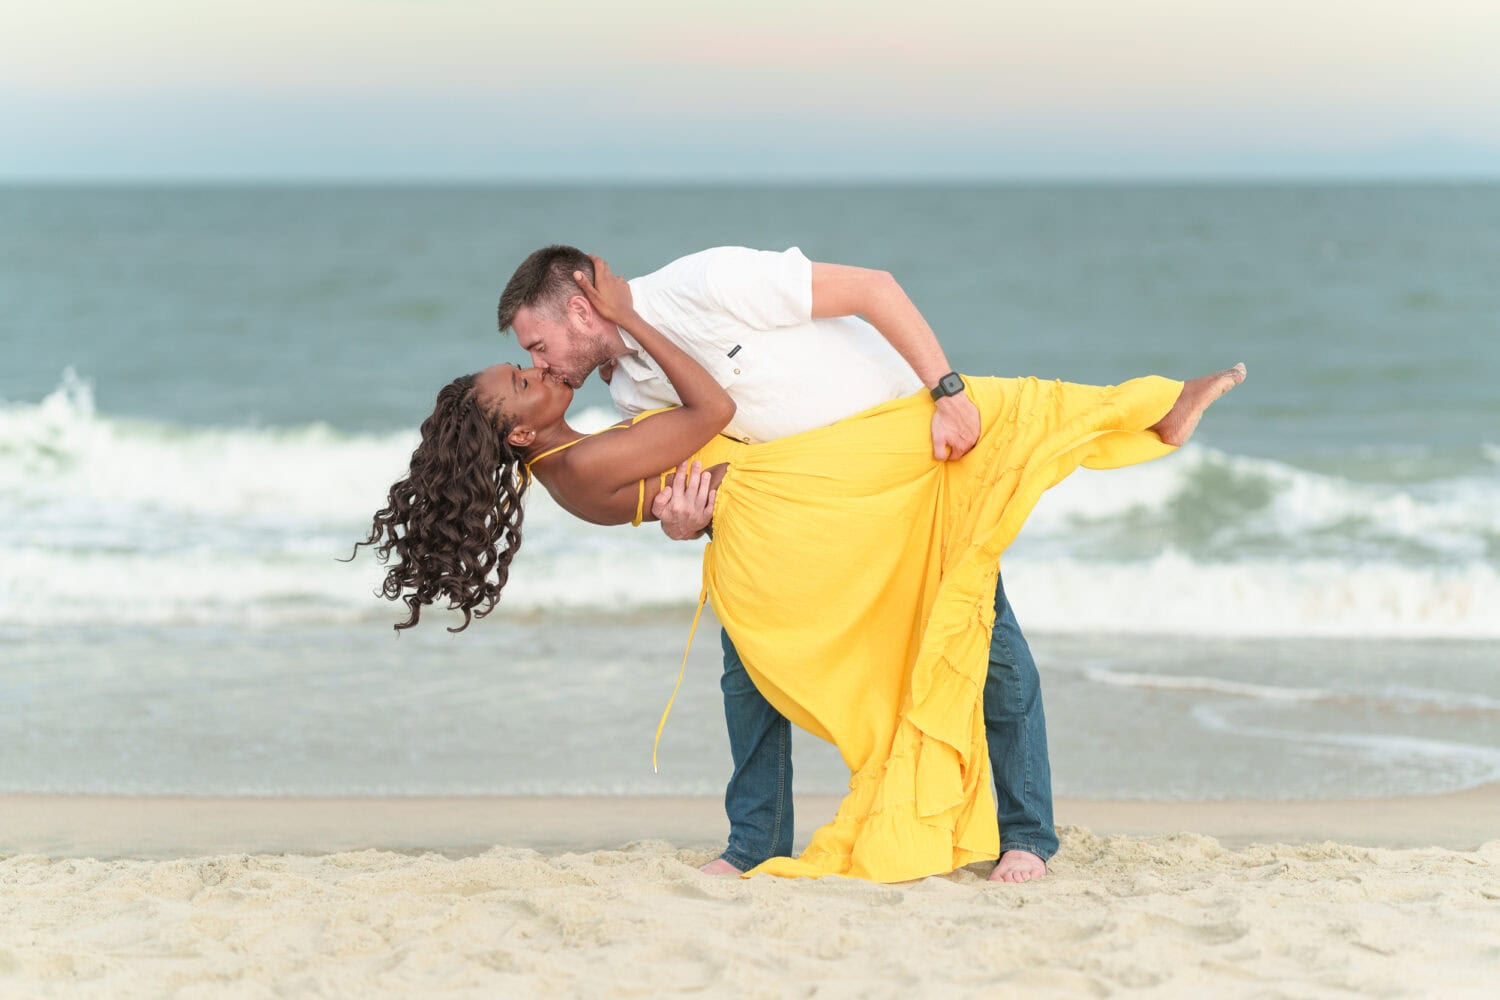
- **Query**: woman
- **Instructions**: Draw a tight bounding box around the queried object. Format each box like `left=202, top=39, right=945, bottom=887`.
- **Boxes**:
left=355, top=257, right=1244, bottom=882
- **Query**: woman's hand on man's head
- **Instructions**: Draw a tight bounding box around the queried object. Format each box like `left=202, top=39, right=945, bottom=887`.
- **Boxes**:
left=573, top=254, right=635, bottom=325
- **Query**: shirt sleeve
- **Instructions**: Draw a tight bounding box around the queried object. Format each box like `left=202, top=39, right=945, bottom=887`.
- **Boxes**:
left=700, top=246, right=814, bottom=330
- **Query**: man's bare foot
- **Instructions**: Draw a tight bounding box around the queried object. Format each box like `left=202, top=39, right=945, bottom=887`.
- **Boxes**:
left=1150, top=362, right=1247, bottom=447
left=988, top=850, right=1048, bottom=883
left=700, top=858, right=743, bottom=876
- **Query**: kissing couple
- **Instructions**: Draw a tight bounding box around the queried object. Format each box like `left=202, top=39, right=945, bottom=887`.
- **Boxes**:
left=355, top=244, right=1244, bottom=883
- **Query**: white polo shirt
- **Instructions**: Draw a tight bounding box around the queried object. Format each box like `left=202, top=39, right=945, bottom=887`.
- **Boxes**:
left=609, top=246, right=922, bottom=444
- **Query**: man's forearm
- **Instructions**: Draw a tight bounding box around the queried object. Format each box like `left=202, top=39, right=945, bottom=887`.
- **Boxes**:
left=859, top=274, right=956, bottom=388
left=812, top=265, right=956, bottom=388
left=810, top=260, right=980, bottom=459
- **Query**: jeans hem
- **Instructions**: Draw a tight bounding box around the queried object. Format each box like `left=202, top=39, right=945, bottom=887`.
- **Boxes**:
left=720, top=849, right=764, bottom=873
left=999, top=841, right=1056, bottom=863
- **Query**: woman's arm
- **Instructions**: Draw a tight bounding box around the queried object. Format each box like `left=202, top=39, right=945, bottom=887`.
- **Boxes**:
left=536, top=256, right=735, bottom=522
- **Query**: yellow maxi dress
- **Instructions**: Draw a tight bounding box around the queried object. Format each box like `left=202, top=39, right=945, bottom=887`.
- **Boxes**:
left=662, top=374, right=1183, bottom=883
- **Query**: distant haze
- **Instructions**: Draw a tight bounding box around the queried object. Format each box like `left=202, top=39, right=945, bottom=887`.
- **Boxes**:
left=6, top=0, right=1500, bottom=181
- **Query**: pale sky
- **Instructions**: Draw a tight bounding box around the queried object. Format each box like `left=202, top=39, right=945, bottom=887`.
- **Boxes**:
left=6, top=0, right=1500, bottom=180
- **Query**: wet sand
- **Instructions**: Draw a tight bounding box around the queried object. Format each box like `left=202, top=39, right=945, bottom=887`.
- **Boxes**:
left=4, top=784, right=1500, bottom=859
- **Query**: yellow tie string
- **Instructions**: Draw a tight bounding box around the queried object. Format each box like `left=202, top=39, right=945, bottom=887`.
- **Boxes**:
left=653, top=577, right=709, bottom=773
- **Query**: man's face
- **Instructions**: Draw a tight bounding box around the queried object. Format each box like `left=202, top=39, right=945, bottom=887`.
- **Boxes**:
left=512, top=301, right=612, bottom=390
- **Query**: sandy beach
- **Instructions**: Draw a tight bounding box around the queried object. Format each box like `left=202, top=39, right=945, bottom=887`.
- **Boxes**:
left=3, top=789, right=1498, bottom=998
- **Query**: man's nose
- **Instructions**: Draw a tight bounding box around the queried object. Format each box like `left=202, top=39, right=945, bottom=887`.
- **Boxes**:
left=530, top=353, right=549, bottom=370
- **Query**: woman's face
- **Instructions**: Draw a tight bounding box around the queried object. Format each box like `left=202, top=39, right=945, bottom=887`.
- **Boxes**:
left=473, top=362, right=574, bottom=437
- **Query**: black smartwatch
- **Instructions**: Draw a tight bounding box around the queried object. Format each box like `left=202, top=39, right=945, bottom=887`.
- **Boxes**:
left=930, top=371, right=965, bottom=400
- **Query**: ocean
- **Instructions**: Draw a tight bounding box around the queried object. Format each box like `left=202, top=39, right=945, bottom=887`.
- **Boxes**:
left=2, top=183, right=1497, bottom=801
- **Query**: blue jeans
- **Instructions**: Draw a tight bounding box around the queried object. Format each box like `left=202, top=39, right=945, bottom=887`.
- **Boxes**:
left=716, top=572, right=1057, bottom=871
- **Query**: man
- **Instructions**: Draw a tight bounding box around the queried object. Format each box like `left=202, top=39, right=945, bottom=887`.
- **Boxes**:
left=497, top=245, right=1055, bottom=883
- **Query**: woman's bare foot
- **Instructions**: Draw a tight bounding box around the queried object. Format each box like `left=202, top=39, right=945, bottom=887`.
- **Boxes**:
left=700, top=858, right=743, bottom=876
left=1150, top=363, right=1246, bottom=447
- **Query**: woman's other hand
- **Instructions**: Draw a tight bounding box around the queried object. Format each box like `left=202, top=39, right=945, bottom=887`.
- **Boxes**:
left=573, top=254, right=635, bottom=325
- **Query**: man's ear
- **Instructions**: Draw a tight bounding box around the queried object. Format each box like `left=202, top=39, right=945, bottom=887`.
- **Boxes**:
left=565, top=292, right=593, bottom=327
left=507, top=425, right=536, bottom=449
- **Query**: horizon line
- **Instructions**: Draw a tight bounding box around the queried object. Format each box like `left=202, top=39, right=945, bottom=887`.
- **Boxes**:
left=4, top=173, right=1500, bottom=188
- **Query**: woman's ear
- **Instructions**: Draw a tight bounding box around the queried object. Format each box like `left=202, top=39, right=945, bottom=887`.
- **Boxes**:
left=507, top=425, right=536, bottom=449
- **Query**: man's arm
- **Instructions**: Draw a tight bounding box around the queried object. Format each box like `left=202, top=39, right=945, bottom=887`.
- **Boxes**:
left=810, top=262, right=980, bottom=461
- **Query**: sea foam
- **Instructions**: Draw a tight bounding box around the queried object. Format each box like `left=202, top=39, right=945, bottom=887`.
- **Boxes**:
left=5, top=372, right=1497, bottom=636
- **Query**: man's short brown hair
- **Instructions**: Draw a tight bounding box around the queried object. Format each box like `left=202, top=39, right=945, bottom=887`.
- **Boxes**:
left=497, top=245, right=596, bottom=333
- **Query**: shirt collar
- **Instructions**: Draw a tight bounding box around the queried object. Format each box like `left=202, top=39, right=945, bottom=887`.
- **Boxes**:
left=612, top=323, right=662, bottom=379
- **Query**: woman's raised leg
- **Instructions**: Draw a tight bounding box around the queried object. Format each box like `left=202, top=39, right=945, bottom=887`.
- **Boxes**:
left=1150, top=363, right=1247, bottom=447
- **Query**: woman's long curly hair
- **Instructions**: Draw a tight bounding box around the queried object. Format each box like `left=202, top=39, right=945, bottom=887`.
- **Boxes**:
left=349, top=373, right=528, bottom=633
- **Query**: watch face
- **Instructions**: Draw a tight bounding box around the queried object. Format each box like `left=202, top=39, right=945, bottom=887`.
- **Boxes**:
left=941, top=373, right=964, bottom=395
